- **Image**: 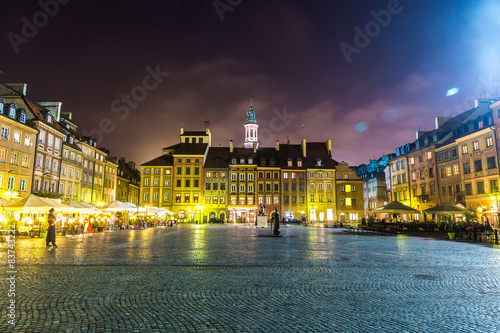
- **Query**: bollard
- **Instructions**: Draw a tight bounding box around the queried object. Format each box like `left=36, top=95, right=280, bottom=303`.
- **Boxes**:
left=495, top=229, right=498, bottom=244
left=272, top=209, right=280, bottom=236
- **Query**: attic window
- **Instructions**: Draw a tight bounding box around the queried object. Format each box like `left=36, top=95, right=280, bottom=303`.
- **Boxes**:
left=424, top=137, right=428, bottom=146
left=316, top=158, right=322, bottom=166
left=287, top=158, right=292, bottom=167
left=214, top=157, right=221, bottom=162
left=46, top=114, right=52, bottom=123
left=261, top=158, right=266, bottom=166
left=232, top=159, right=236, bottom=164
left=297, top=158, right=302, bottom=167
left=269, top=158, right=275, bottom=167
left=69, top=137, right=74, bottom=144
left=9, top=106, right=16, bottom=119
left=19, top=113, right=26, bottom=124
left=240, top=158, right=245, bottom=164
left=248, top=158, right=253, bottom=164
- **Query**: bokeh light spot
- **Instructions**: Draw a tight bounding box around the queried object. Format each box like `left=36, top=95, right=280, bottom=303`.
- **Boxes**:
left=382, top=109, right=399, bottom=123
left=354, top=122, right=368, bottom=132
left=446, top=87, right=460, bottom=97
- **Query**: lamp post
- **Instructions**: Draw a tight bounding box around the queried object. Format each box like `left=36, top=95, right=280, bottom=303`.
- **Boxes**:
left=196, top=205, right=205, bottom=224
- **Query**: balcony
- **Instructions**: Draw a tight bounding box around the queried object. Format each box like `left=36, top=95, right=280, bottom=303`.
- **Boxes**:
left=417, top=194, right=428, bottom=203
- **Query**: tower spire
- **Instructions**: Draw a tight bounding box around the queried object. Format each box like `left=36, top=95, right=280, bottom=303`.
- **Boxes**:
left=244, top=101, right=259, bottom=149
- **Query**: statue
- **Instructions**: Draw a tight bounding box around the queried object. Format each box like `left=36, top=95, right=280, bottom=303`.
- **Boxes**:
left=259, top=203, right=267, bottom=216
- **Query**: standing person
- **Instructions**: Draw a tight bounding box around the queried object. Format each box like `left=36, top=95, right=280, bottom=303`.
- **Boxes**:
left=46, top=211, right=58, bottom=248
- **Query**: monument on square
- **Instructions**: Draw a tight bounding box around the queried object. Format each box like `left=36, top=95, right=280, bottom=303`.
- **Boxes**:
left=256, top=203, right=268, bottom=228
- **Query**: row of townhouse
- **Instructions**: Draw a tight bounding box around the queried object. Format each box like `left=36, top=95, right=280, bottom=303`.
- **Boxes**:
left=141, top=122, right=364, bottom=223
left=0, top=82, right=140, bottom=205
left=358, top=98, right=500, bottom=225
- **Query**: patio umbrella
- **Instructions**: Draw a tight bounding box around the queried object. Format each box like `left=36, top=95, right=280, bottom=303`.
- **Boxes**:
left=423, top=202, right=465, bottom=214
left=66, top=200, right=102, bottom=214
left=370, top=201, right=419, bottom=214
left=1, top=194, right=75, bottom=213
left=103, top=201, right=137, bottom=212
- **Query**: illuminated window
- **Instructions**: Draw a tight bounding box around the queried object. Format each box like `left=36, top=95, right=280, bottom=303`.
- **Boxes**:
left=473, top=141, right=479, bottom=151
left=487, top=137, right=493, bottom=147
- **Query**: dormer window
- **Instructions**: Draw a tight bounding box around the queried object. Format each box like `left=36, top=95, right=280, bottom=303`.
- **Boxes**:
left=433, top=133, right=437, bottom=142
left=9, top=105, right=16, bottom=119
left=46, top=114, right=52, bottom=123
left=416, top=141, right=420, bottom=149
left=269, top=158, right=275, bottom=167
left=0, top=98, right=4, bottom=114
left=232, top=158, right=237, bottom=164
left=297, top=158, right=302, bottom=167
left=240, top=158, right=245, bottom=164
left=69, top=137, right=74, bottom=144
left=316, top=158, right=322, bottom=166
left=478, top=121, right=484, bottom=129
left=248, top=158, right=253, bottom=164
left=424, top=137, right=428, bottom=146
left=19, top=113, right=26, bottom=123
left=287, top=158, right=292, bottom=167
left=261, top=158, right=266, bottom=166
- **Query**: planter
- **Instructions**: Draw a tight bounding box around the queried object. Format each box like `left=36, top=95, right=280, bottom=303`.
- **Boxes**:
left=40, top=232, right=46, bottom=238
left=448, top=232, right=456, bottom=240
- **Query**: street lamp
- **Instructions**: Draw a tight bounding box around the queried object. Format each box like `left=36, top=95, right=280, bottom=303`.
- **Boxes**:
left=196, top=205, right=205, bottom=224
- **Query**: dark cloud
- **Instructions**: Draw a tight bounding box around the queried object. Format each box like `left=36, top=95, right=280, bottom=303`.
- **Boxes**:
left=1, top=0, right=498, bottom=166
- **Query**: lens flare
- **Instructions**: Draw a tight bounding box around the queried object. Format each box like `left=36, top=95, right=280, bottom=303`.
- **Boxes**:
left=446, top=87, right=460, bottom=97
left=382, top=109, right=399, bottom=123
left=354, top=122, right=368, bottom=132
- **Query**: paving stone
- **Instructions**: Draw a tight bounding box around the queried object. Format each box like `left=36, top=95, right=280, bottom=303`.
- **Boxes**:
left=1, top=225, right=500, bottom=332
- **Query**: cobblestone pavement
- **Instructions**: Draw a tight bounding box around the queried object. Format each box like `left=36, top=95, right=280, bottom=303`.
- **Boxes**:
left=1, top=224, right=500, bottom=332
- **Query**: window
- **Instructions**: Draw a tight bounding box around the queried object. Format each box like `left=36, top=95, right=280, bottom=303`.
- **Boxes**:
left=154, top=168, right=159, bottom=174
left=184, top=194, right=190, bottom=203
left=418, top=155, right=423, bottom=163
left=310, top=194, right=315, bottom=202
left=463, top=162, right=470, bottom=174
left=318, top=172, right=323, bottom=178
left=248, top=184, right=253, bottom=193
left=451, top=149, right=457, bottom=158
left=185, top=167, right=190, bottom=175
left=409, top=157, right=414, bottom=165
left=176, top=194, right=181, bottom=202
left=352, top=185, right=356, bottom=192
left=62, top=166, right=67, bottom=176
left=231, top=173, right=236, bottom=181
left=48, top=134, right=53, bottom=147
left=248, top=173, right=253, bottom=181
left=24, top=135, right=32, bottom=147
left=310, top=183, right=315, bottom=190
left=283, top=173, right=288, bottom=179
left=239, top=173, right=245, bottom=181
left=194, top=180, right=199, bottom=187
left=441, top=186, right=446, bottom=196
left=275, top=183, right=279, bottom=191
left=448, top=185, right=453, bottom=196
left=240, top=185, right=245, bottom=192
left=8, top=177, right=15, bottom=190
left=340, top=198, right=345, bottom=206
left=287, top=159, right=292, bottom=167
left=326, top=183, right=332, bottom=190
left=474, top=160, right=482, bottom=172
left=297, top=159, right=302, bottom=167
left=22, top=155, right=29, bottom=168
left=194, top=167, right=199, bottom=175
left=462, top=145, right=468, bottom=154
left=397, top=161, right=400, bottom=170
left=231, top=184, right=236, bottom=192
left=54, top=138, right=60, bottom=150
left=67, top=184, right=72, bottom=196
left=477, top=181, right=485, bottom=194
left=487, top=157, right=496, bottom=170
left=193, top=194, right=198, bottom=203
left=412, top=172, right=416, bottom=181
left=154, top=178, right=159, bottom=186
left=13, top=131, right=21, bottom=143
left=176, top=167, right=182, bottom=175
left=318, top=183, right=323, bottom=190
left=473, top=141, right=479, bottom=151
left=19, top=113, right=26, bottom=123
left=340, top=185, right=345, bottom=192
left=351, top=199, right=356, bottom=206
left=1, top=127, right=9, bottom=140
left=427, top=152, right=432, bottom=159
left=491, top=179, right=498, bottom=193
left=145, top=168, right=151, bottom=174
left=221, top=183, right=226, bottom=190
left=69, top=169, right=73, bottom=178
left=445, top=151, right=450, bottom=160
left=10, top=152, right=18, bottom=165
left=487, top=137, right=493, bottom=147
left=76, top=170, right=80, bottom=179
left=446, top=167, right=452, bottom=177
left=284, top=183, right=288, bottom=191
left=144, top=178, right=150, bottom=186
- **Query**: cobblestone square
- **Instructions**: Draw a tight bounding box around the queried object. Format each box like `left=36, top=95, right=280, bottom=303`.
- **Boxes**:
left=1, top=225, right=500, bottom=332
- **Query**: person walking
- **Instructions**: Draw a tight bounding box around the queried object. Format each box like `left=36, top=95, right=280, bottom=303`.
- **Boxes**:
left=46, top=211, right=58, bottom=248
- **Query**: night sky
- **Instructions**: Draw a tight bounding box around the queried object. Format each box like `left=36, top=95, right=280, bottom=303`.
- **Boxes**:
left=1, top=0, right=499, bottom=166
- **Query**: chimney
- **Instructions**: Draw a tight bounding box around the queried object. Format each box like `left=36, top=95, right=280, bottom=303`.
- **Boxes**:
left=275, top=140, right=280, bottom=151
left=180, top=128, right=184, bottom=135
left=253, top=142, right=257, bottom=153
left=127, top=161, right=136, bottom=170
left=326, top=139, right=332, bottom=157
left=62, top=112, right=72, bottom=120
left=39, top=102, right=62, bottom=122
left=229, top=140, right=234, bottom=153
left=5, top=83, right=27, bottom=96
left=416, top=130, right=427, bottom=139
left=301, top=139, right=307, bottom=157
left=434, top=117, right=451, bottom=130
